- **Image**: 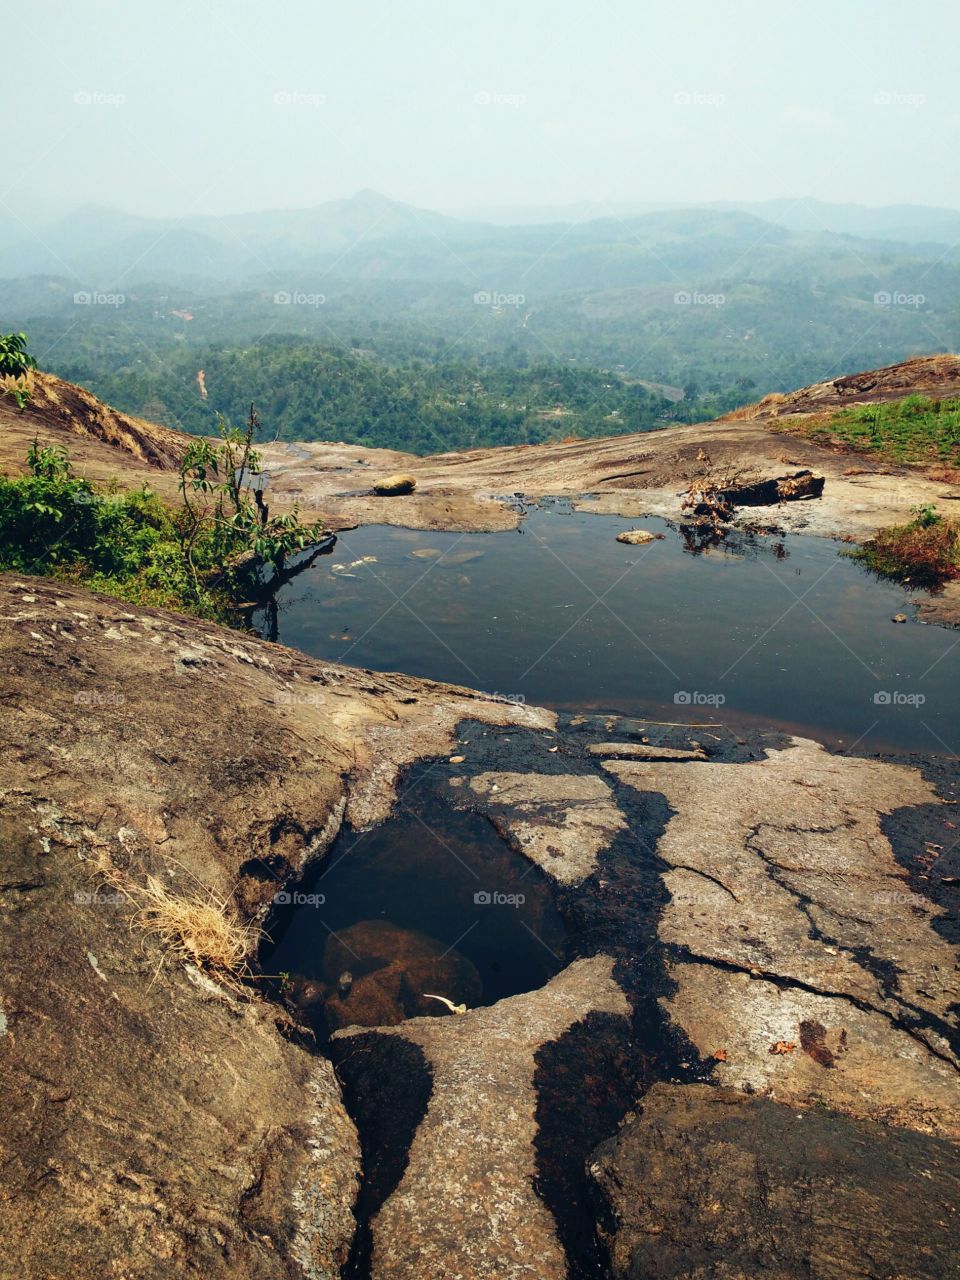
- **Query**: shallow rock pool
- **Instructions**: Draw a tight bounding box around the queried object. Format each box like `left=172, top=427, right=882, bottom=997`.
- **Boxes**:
left=256, top=509, right=959, bottom=755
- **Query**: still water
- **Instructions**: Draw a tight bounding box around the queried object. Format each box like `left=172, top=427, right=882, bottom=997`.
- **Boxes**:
left=255, top=510, right=958, bottom=756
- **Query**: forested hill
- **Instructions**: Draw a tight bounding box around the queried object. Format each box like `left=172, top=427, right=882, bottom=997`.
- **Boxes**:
left=59, top=341, right=697, bottom=453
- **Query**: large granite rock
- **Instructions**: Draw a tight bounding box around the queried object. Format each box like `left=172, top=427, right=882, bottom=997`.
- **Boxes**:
left=594, top=1083, right=960, bottom=1279
left=0, top=574, right=552, bottom=1279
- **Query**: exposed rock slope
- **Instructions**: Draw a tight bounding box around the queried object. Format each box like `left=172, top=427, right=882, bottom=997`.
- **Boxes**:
left=1, top=577, right=957, bottom=1278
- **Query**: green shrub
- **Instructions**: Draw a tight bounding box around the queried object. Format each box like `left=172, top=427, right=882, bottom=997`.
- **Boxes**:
left=850, top=508, right=960, bottom=586
left=0, top=418, right=330, bottom=624
left=811, top=395, right=960, bottom=465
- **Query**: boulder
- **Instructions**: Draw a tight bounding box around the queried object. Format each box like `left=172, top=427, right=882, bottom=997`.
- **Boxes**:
left=373, top=473, right=417, bottom=495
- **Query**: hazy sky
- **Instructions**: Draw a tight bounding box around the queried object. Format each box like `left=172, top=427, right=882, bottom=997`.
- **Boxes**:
left=3, top=0, right=958, bottom=221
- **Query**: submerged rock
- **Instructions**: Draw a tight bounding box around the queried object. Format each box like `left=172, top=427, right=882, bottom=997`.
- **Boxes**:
left=322, top=919, right=482, bottom=1028
left=615, top=528, right=664, bottom=545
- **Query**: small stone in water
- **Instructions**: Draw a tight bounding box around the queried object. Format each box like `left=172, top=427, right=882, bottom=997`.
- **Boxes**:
left=892, top=613, right=907, bottom=623
left=449, top=755, right=465, bottom=764
left=616, top=529, right=664, bottom=545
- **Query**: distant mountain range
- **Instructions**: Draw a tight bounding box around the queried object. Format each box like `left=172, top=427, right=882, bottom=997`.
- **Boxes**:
left=452, top=197, right=960, bottom=246
left=4, top=189, right=959, bottom=441
left=3, top=190, right=959, bottom=289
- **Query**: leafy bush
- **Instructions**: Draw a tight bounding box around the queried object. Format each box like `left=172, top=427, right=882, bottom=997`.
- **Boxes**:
left=0, top=416, right=330, bottom=622
left=0, top=331, right=38, bottom=410
left=0, top=444, right=225, bottom=615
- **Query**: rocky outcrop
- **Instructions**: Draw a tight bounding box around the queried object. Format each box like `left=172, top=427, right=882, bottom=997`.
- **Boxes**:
left=593, top=1083, right=960, bottom=1280
left=2, top=368, right=191, bottom=469
left=1, top=575, right=958, bottom=1279
left=0, top=794, right=360, bottom=1280
left=334, top=956, right=630, bottom=1280
left=0, top=574, right=553, bottom=1279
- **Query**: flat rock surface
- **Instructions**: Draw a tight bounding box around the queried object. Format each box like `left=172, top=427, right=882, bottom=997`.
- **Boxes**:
left=594, top=1082, right=960, bottom=1280
left=607, top=739, right=960, bottom=1137
left=1, top=576, right=958, bottom=1278
left=254, top=355, right=960, bottom=546
left=454, top=769, right=628, bottom=883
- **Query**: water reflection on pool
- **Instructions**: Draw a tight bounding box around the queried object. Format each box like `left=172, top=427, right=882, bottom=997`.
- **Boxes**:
left=254, top=510, right=959, bottom=755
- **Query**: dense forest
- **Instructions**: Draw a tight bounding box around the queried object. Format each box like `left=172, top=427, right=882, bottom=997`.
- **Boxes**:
left=51, top=338, right=720, bottom=453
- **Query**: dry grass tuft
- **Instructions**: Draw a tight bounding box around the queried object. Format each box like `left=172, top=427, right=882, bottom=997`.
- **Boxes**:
left=130, top=874, right=255, bottom=974
left=852, top=513, right=960, bottom=586
left=96, top=858, right=256, bottom=980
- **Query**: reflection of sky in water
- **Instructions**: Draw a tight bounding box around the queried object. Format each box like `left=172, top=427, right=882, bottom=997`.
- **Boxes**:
left=257, top=511, right=959, bottom=755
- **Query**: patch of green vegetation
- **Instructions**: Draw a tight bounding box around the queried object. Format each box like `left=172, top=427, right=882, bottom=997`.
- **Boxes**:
left=849, top=504, right=960, bottom=586
left=0, top=331, right=38, bottom=411
left=0, top=439, right=233, bottom=618
left=809, top=395, right=960, bottom=465
left=0, top=406, right=330, bottom=624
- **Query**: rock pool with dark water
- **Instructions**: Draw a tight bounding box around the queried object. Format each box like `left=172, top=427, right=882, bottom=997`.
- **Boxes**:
left=255, top=509, right=959, bottom=756
left=264, top=786, right=568, bottom=1038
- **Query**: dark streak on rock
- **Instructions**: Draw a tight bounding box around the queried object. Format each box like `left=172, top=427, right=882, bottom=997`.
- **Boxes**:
left=329, top=1032, right=433, bottom=1280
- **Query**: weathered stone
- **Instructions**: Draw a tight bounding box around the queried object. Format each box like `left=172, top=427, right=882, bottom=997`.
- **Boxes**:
left=666, top=962, right=960, bottom=1136
left=458, top=770, right=628, bottom=884
left=594, top=1083, right=960, bottom=1280
left=607, top=737, right=960, bottom=1131
left=0, top=801, right=359, bottom=1280
left=615, top=528, right=663, bottom=545
left=335, top=955, right=629, bottom=1280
